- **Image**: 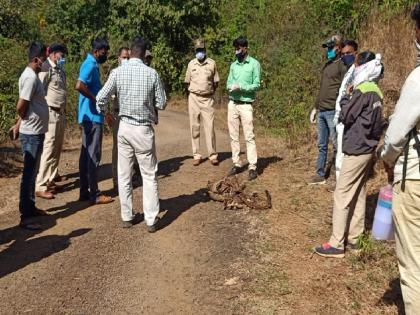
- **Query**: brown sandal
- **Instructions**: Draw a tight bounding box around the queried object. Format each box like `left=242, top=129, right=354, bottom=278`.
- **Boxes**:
left=94, top=195, right=114, bottom=205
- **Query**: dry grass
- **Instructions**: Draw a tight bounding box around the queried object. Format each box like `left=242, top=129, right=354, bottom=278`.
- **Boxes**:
left=359, top=11, right=417, bottom=116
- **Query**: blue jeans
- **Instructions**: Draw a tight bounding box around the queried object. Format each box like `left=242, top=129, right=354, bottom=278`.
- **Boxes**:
left=19, top=133, right=45, bottom=218
left=79, top=121, right=103, bottom=201
left=316, top=110, right=337, bottom=178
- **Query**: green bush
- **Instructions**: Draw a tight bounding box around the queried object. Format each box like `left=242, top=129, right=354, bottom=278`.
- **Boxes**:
left=0, top=0, right=418, bottom=141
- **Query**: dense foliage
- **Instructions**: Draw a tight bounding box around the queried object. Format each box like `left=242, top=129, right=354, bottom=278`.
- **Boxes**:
left=0, top=0, right=417, bottom=140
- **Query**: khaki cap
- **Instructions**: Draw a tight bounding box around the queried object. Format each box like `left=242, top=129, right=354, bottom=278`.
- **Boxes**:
left=194, top=39, right=205, bottom=49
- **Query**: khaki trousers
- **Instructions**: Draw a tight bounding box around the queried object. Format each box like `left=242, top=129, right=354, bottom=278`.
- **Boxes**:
left=227, top=100, right=257, bottom=170
left=36, top=108, right=66, bottom=191
left=188, top=93, right=217, bottom=161
left=117, top=121, right=159, bottom=226
left=393, top=180, right=420, bottom=315
left=329, top=153, right=373, bottom=248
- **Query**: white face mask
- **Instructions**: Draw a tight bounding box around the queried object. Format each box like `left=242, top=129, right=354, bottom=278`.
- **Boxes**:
left=196, top=51, right=206, bottom=61
left=121, top=58, right=129, bottom=66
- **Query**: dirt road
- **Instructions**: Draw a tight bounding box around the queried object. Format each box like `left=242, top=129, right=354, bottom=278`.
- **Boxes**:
left=0, top=109, right=403, bottom=314
left=0, top=110, right=273, bottom=314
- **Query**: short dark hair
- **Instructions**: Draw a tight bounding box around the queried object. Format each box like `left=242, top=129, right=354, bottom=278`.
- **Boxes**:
left=412, top=3, right=420, bottom=28
left=92, top=37, right=110, bottom=51
left=131, top=36, right=147, bottom=57
left=49, top=43, right=67, bottom=55
left=356, top=50, right=376, bottom=66
left=343, top=40, right=358, bottom=52
left=233, top=36, right=248, bottom=48
left=28, top=42, right=46, bottom=61
left=118, top=47, right=130, bottom=56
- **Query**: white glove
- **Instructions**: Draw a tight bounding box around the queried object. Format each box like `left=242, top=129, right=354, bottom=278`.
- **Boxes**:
left=333, top=112, right=339, bottom=126
left=310, top=108, right=317, bottom=124
left=230, top=83, right=240, bottom=92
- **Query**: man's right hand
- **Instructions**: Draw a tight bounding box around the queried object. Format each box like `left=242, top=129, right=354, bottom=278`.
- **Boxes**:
left=229, top=83, right=241, bottom=92
left=310, top=108, right=318, bottom=124
left=9, top=119, right=20, bottom=141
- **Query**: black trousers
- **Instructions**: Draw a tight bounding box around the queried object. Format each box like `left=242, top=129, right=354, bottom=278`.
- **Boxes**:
left=79, top=121, right=103, bottom=201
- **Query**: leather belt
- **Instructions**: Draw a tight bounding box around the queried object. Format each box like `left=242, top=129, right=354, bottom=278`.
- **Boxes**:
left=233, top=100, right=253, bottom=105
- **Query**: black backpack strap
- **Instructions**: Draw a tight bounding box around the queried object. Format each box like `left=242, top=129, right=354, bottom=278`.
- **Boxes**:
left=412, top=128, right=420, bottom=172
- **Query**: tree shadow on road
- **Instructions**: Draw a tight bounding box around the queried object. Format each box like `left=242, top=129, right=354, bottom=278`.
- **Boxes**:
left=0, top=228, right=90, bottom=278
left=257, top=156, right=283, bottom=175
left=158, top=155, right=189, bottom=178
left=0, top=199, right=92, bottom=247
left=61, top=155, right=191, bottom=196
left=158, top=188, right=210, bottom=230
left=226, top=155, right=282, bottom=176
left=380, top=278, right=405, bottom=315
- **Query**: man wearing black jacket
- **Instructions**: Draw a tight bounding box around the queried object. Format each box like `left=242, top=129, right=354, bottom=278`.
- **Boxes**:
left=309, top=35, right=347, bottom=185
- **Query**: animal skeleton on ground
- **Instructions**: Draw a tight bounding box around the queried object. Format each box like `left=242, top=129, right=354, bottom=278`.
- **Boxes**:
left=207, top=176, right=272, bottom=210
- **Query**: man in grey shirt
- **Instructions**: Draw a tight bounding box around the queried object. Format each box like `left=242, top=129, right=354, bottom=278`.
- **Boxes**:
left=15, top=42, right=49, bottom=230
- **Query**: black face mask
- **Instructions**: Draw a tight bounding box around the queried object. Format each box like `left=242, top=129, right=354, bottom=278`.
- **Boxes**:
left=97, top=54, right=108, bottom=64
left=342, top=54, right=355, bottom=67
left=236, top=51, right=245, bottom=61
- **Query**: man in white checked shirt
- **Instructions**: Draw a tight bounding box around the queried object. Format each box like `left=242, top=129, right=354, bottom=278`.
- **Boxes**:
left=96, top=37, right=167, bottom=231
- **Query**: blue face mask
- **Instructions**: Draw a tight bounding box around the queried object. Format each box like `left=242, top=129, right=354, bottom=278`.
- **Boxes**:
left=342, top=54, right=355, bottom=66
left=327, top=48, right=337, bottom=60
left=196, top=51, right=206, bottom=61
left=57, top=57, right=65, bottom=67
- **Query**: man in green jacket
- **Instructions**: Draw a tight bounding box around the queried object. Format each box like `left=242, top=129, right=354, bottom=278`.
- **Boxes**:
left=227, top=36, right=261, bottom=181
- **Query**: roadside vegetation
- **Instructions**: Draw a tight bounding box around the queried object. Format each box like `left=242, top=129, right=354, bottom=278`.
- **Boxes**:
left=0, top=0, right=417, bottom=141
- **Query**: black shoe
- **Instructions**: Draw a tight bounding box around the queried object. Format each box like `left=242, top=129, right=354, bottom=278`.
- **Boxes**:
left=228, top=166, right=240, bottom=176
left=308, top=175, right=326, bottom=185
left=248, top=169, right=258, bottom=181
left=19, top=218, right=42, bottom=230
left=121, top=221, right=133, bottom=229
left=314, top=243, right=345, bottom=258
left=121, top=213, right=143, bottom=228
left=346, top=242, right=361, bottom=253
left=146, top=218, right=159, bottom=233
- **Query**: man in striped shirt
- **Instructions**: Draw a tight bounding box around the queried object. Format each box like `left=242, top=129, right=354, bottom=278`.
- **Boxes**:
left=96, top=37, right=167, bottom=231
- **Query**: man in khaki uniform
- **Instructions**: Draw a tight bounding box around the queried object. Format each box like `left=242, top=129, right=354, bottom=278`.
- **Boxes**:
left=185, top=39, right=220, bottom=166
left=36, top=44, right=67, bottom=199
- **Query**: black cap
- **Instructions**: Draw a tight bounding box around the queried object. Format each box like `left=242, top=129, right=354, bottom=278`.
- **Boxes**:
left=49, top=44, right=67, bottom=54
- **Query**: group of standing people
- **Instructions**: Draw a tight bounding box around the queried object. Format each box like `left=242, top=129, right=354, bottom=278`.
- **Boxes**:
left=13, top=35, right=261, bottom=232
left=9, top=3, right=420, bottom=313
left=311, top=3, right=420, bottom=313
left=184, top=36, right=261, bottom=181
